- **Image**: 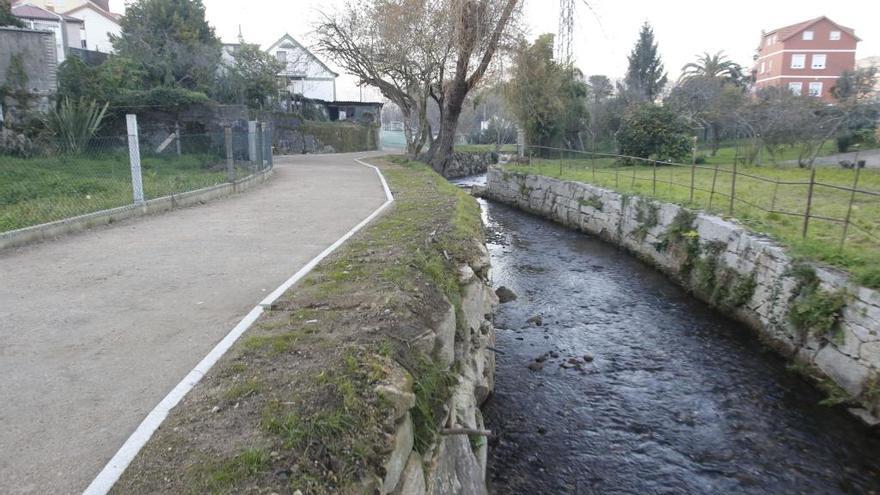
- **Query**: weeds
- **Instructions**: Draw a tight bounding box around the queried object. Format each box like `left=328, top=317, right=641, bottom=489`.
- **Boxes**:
left=787, top=263, right=848, bottom=338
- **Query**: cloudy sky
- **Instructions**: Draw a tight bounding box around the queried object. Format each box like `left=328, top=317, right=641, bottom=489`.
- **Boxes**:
left=109, top=0, right=880, bottom=101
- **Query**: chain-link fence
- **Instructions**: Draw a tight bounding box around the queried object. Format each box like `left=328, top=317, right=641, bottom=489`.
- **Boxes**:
left=513, top=145, right=880, bottom=253
left=0, top=118, right=273, bottom=234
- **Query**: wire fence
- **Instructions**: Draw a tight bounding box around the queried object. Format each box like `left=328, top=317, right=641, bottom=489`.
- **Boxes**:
left=514, top=145, right=880, bottom=252
left=0, top=118, right=273, bottom=234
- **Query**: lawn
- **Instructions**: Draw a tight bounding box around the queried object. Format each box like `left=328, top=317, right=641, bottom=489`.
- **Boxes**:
left=454, top=143, right=518, bottom=153
left=0, top=152, right=242, bottom=232
left=505, top=153, right=880, bottom=288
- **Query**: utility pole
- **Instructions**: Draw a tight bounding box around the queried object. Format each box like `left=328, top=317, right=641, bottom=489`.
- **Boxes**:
left=556, top=0, right=575, bottom=64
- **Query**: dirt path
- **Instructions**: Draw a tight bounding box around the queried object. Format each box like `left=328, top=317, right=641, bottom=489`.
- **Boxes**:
left=0, top=153, right=387, bottom=494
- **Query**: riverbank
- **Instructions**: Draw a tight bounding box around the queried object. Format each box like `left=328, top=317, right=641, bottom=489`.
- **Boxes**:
left=482, top=166, right=880, bottom=424
left=112, top=157, right=498, bottom=494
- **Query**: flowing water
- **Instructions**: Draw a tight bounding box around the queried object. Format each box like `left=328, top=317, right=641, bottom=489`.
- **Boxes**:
left=466, top=186, right=880, bottom=494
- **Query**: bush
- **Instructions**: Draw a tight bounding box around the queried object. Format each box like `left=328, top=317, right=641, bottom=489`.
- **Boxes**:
left=616, top=104, right=696, bottom=163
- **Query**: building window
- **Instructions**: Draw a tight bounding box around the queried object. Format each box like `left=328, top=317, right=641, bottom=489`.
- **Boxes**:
left=276, top=50, right=287, bottom=63
left=791, top=54, right=806, bottom=69
left=769, top=60, right=773, bottom=71
left=760, top=62, right=766, bottom=73
left=808, top=82, right=823, bottom=97
left=803, top=30, right=814, bottom=41
left=81, top=39, right=87, bottom=49
left=789, top=82, right=803, bottom=96
left=811, top=54, right=826, bottom=69
left=830, top=30, right=841, bottom=40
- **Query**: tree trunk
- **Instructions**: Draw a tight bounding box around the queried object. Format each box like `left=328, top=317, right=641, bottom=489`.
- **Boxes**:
left=428, top=82, right=468, bottom=174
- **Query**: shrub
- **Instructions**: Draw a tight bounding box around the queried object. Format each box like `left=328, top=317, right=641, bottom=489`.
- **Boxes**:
left=42, top=98, right=109, bottom=154
left=616, top=104, right=695, bottom=163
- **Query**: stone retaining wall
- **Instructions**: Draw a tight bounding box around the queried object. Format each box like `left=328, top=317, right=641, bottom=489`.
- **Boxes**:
left=483, top=166, right=880, bottom=424
left=374, top=246, right=498, bottom=494
left=439, top=152, right=499, bottom=179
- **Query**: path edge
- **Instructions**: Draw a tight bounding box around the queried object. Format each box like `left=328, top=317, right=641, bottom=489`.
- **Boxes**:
left=82, top=157, right=393, bottom=495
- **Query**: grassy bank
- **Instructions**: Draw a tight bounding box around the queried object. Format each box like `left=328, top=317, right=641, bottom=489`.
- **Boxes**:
left=505, top=158, right=880, bottom=288
left=113, top=157, right=484, bottom=494
left=0, top=153, right=240, bottom=232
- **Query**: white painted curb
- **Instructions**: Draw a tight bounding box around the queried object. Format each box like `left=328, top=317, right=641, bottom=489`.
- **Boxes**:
left=82, top=157, right=394, bottom=495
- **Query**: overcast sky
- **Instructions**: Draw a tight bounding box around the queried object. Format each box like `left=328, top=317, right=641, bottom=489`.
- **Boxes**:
left=110, top=0, right=880, bottom=101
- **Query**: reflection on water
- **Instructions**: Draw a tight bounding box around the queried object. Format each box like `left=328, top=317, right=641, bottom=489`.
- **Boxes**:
left=481, top=200, right=880, bottom=495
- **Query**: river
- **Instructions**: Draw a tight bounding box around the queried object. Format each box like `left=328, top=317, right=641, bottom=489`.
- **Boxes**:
left=467, top=188, right=880, bottom=494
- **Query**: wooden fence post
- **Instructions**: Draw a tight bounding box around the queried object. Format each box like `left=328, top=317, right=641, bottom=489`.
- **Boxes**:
left=770, top=181, right=780, bottom=212
left=708, top=163, right=719, bottom=211
left=839, top=165, right=862, bottom=249
left=690, top=136, right=697, bottom=204
left=652, top=160, right=657, bottom=196
left=729, top=157, right=738, bottom=216
left=802, top=166, right=817, bottom=240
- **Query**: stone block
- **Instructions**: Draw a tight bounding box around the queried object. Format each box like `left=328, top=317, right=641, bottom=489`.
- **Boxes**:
left=383, top=413, right=414, bottom=494
left=393, top=452, right=427, bottom=495
left=814, top=346, right=871, bottom=396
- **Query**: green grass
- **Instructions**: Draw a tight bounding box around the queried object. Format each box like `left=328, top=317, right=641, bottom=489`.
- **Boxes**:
left=695, top=140, right=841, bottom=166
left=454, top=143, right=517, bottom=153
left=507, top=151, right=880, bottom=288
left=0, top=152, right=245, bottom=232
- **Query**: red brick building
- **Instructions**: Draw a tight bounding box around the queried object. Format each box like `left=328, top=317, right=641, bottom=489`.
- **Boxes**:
left=753, top=16, right=860, bottom=101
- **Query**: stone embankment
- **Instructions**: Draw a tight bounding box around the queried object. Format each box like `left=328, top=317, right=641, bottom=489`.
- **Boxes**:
left=482, top=166, right=880, bottom=424
left=437, top=151, right=499, bottom=179
left=113, top=158, right=497, bottom=494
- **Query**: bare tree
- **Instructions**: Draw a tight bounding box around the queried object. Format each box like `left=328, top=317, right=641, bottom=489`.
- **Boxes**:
left=424, top=0, right=520, bottom=174
left=315, top=0, right=451, bottom=157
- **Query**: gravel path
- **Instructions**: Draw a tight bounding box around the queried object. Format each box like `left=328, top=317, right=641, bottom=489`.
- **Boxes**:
left=0, top=153, right=387, bottom=494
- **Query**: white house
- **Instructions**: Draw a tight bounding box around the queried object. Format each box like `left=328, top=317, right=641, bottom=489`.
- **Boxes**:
left=62, top=1, right=121, bottom=53
left=266, top=33, right=338, bottom=102
left=11, top=3, right=83, bottom=63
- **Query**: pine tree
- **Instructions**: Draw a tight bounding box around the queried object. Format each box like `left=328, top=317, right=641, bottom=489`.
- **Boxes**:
left=624, top=22, right=668, bottom=102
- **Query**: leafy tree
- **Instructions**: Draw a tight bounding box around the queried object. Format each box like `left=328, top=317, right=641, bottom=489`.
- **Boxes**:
left=624, top=22, right=667, bottom=102
left=214, top=41, right=284, bottom=109
left=111, top=0, right=221, bottom=92
left=616, top=104, right=692, bottom=162
left=679, top=51, right=743, bottom=85
left=505, top=34, right=565, bottom=151
left=57, top=57, right=143, bottom=103
left=587, top=75, right=613, bottom=105
left=1, top=0, right=24, bottom=27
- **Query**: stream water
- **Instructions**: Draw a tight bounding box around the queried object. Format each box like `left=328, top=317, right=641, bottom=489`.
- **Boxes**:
left=462, top=179, right=880, bottom=494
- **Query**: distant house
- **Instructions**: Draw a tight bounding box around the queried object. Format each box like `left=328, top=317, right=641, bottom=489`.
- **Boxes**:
left=61, top=1, right=121, bottom=53
left=11, top=3, right=83, bottom=63
left=266, top=33, right=338, bottom=102
left=753, top=16, right=860, bottom=101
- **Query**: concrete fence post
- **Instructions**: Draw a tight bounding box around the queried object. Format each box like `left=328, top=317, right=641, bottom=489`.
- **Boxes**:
left=126, top=114, right=145, bottom=204
left=255, top=122, right=264, bottom=170
left=261, top=122, right=272, bottom=168
left=174, top=121, right=182, bottom=156
left=248, top=120, right=258, bottom=164
left=225, top=127, right=234, bottom=182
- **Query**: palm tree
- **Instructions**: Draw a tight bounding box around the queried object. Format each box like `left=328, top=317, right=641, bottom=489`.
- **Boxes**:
left=679, top=51, right=743, bottom=84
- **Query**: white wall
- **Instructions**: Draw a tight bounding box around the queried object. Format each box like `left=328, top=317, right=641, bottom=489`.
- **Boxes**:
left=68, top=8, right=120, bottom=53
left=287, top=78, right=335, bottom=101
left=268, top=36, right=337, bottom=101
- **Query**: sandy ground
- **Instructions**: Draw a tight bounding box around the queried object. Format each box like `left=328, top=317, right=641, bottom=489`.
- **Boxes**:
left=0, top=153, right=386, bottom=494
